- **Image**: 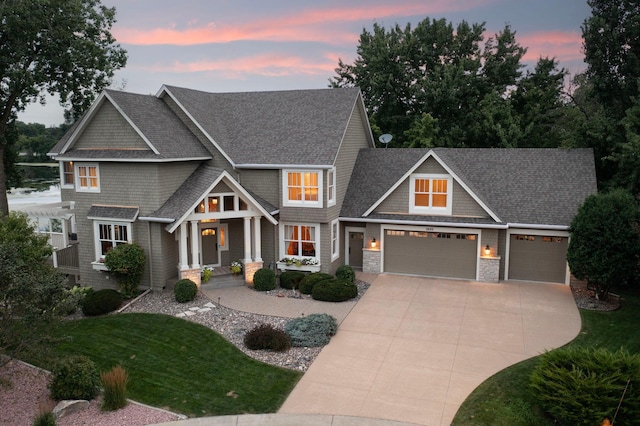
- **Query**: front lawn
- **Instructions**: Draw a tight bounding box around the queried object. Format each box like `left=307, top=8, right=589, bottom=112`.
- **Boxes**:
left=452, top=289, right=640, bottom=425
left=29, top=313, right=301, bottom=418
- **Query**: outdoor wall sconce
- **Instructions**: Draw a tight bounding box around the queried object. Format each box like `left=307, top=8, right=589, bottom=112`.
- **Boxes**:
left=371, top=237, right=377, bottom=249
left=484, top=244, right=491, bottom=256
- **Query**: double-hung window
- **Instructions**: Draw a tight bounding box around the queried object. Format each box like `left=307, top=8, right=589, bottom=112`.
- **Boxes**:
left=283, top=170, right=323, bottom=207
left=327, top=168, right=336, bottom=206
left=330, top=219, right=339, bottom=260
left=60, top=161, right=74, bottom=188
left=282, top=223, right=319, bottom=258
left=75, top=163, right=100, bottom=192
left=409, top=174, right=452, bottom=215
left=94, top=222, right=131, bottom=261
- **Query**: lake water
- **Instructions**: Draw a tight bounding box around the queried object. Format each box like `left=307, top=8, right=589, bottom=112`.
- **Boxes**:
left=8, top=164, right=62, bottom=209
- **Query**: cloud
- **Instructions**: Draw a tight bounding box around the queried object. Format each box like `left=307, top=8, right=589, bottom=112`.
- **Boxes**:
left=519, top=30, right=584, bottom=63
left=137, top=52, right=339, bottom=79
left=113, top=0, right=496, bottom=46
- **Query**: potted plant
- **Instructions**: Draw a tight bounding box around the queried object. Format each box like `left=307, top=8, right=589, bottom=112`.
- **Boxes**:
left=230, top=261, right=243, bottom=275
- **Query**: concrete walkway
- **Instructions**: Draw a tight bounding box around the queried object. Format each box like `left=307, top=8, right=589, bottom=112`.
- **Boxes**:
left=154, top=273, right=581, bottom=426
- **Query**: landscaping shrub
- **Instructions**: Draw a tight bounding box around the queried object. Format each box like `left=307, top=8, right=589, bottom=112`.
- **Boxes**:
left=530, top=347, right=640, bottom=425
left=244, top=324, right=291, bottom=352
left=100, top=365, right=129, bottom=411
left=312, top=278, right=358, bottom=302
left=104, top=242, right=146, bottom=298
left=279, top=271, right=305, bottom=289
left=48, top=355, right=100, bottom=401
left=335, top=265, right=356, bottom=283
left=253, top=268, right=276, bottom=291
left=285, top=313, right=338, bottom=347
left=32, top=411, right=56, bottom=426
left=81, top=289, right=122, bottom=316
left=174, top=279, right=198, bottom=303
left=298, top=272, right=333, bottom=295
left=57, top=286, right=94, bottom=316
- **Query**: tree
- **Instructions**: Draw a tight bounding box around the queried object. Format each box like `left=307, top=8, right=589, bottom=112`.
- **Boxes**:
left=567, top=190, right=640, bottom=300
left=0, top=0, right=127, bottom=216
left=0, top=212, right=67, bottom=362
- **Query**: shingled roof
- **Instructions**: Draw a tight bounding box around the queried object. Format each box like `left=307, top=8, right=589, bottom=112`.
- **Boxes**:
left=162, top=85, right=363, bottom=166
left=50, top=90, right=212, bottom=161
left=341, top=148, right=597, bottom=227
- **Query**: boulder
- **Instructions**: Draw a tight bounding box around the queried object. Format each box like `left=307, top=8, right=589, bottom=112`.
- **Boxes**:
left=53, top=400, right=89, bottom=419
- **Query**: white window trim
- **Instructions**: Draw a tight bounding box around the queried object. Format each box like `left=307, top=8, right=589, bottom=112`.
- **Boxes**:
left=60, top=161, right=74, bottom=189
left=330, top=219, right=340, bottom=261
left=75, top=163, right=100, bottom=193
left=409, top=174, right=452, bottom=215
left=279, top=222, right=321, bottom=260
left=91, top=220, right=132, bottom=270
left=282, top=170, right=323, bottom=208
left=327, top=168, right=336, bottom=207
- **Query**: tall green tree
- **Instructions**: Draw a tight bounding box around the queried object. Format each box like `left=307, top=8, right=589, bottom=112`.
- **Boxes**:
left=0, top=0, right=127, bottom=216
left=567, top=190, right=640, bottom=300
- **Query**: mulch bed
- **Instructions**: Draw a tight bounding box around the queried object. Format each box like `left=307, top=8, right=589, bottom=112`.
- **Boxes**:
left=571, top=283, right=620, bottom=311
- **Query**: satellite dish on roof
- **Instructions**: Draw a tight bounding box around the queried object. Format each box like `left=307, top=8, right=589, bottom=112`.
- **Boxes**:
left=378, top=134, right=393, bottom=147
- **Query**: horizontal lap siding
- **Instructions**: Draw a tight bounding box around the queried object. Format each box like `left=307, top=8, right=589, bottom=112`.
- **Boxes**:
left=238, top=169, right=279, bottom=208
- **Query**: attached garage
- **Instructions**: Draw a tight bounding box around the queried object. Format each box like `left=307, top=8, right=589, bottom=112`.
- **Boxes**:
left=508, top=234, right=568, bottom=283
left=383, top=229, right=478, bottom=279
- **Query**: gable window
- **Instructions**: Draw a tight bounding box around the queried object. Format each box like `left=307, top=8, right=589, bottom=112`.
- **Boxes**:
left=327, top=168, right=336, bottom=206
left=331, top=219, right=339, bottom=260
left=75, top=163, right=100, bottom=192
left=61, top=161, right=74, bottom=188
left=409, top=174, right=452, bottom=215
left=282, top=223, right=319, bottom=258
left=283, top=170, right=323, bottom=208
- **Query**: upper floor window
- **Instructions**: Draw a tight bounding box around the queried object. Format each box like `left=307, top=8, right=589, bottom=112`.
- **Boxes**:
left=283, top=170, right=323, bottom=208
left=60, top=161, right=74, bottom=188
left=75, top=163, right=100, bottom=192
left=194, top=193, right=248, bottom=214
left=327, top=168, right=336, bottom=206
left=409, top=174, right=452, bottom=215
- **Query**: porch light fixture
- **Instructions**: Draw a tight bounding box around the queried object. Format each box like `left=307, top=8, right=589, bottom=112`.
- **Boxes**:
left=371, top=237, right=377, bottom=249
left=484, top=244, right=491, bottom=256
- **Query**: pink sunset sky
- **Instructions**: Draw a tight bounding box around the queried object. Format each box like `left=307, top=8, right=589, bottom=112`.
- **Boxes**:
left=20, top=0, right=590, bottom=126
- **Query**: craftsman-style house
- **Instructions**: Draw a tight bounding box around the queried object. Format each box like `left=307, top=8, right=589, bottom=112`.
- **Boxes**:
left=48, top=85, right=597, bottom=290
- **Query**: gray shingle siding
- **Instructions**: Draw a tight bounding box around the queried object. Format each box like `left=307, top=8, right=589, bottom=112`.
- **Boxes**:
left=75, top=101, right=150, bottom=150
left=238, top=169, right=279, bottom=209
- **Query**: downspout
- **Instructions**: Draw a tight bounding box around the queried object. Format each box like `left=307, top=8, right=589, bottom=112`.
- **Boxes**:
left=147, top=221, right=154, bottom=290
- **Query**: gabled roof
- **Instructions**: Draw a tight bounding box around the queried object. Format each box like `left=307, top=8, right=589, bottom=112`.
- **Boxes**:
left=49, top=90, right=212, bottom=161
left=144, top=164, right=278, bottom=232
left=159, top=85, right=367, bottom=167
left=341, top=148, right=597, bottom=227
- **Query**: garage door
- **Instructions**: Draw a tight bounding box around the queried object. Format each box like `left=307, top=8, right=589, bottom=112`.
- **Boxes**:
left=384, top=230, right=477, bottom=279
left=508, top=234, right=568, bottom=283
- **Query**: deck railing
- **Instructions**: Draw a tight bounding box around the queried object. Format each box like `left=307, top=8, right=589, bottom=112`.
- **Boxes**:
left=53, top=244, right=79, bottom=274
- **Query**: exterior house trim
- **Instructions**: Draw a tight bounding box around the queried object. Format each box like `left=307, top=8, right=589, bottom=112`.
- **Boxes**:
left=234, top=164, right=334, bottom=170
left=54, top=156, right=211, bottom=163
left=157, top=85, right=237, bottom=167
left=166, top=170, right=278, bottom=234
left=341, top=216, right=509, bottom=229
left=362, top=150, right=501, bottom=222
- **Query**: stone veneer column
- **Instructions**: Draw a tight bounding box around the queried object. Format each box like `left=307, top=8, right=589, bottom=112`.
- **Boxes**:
left=362, top=248, right=381, bottom=274
left=479, top=256, right=500, bottom=282
left=179, top=268, right=201, bottom=286
left=243, top=261, right=263, bottom=286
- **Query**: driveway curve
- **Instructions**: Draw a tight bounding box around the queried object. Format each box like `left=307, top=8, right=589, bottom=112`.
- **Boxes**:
left=279, top=273, right=581, bottom=425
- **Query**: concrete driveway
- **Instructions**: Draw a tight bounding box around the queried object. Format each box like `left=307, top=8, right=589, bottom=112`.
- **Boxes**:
left=279, top=274, right=581, bottom=425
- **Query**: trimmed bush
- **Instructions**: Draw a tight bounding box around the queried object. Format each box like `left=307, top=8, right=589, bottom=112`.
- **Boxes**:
left=335, top=265, right=356, bottom=283
left=174, top=279, right=198, bottom=303
left=48, top=355, right=100, bottom=401
left=244, top=324, right=291, bottom=351
left=298, top=272, right=333, bottom=295
left=312, top=278, right=358, bottom=302
left=81, top=289, right=122, bottom=316
left=104, top=242, right=146, bottom=298
left=100, top=365, right=129, bottom=411
left=530, top=347, right=640, bottom=425
left=279, top=271, right=305, bottom=289
left=253, top=268, right=276, bottom=291
left=285, top=314, right=338, bottom=347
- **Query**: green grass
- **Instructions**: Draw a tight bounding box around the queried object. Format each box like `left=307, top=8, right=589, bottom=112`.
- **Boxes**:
left=29, top=313, right=301, bottom=417
left=452, top=288, right=640, bottom=425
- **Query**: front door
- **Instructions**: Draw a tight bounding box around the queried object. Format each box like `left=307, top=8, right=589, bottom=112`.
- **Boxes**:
left=201, top=228, right=219, bottom=266
left=348, top=231, right=364, bottom=270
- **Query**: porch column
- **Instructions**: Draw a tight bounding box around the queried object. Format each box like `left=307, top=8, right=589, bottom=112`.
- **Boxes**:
left=253, top=216, right=262, bottom=262
left=243, top=217, right=252, bottom=263
left=179, top=222, right=189, bottom=270
left=190, top=220, right=200, bottom=269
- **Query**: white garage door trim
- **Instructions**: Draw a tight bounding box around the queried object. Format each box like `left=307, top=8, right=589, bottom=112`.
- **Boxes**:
left=381, top=224, right=482, bottom=280
left=505, top=229, right=570, bottom=284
